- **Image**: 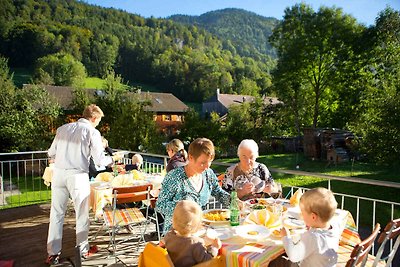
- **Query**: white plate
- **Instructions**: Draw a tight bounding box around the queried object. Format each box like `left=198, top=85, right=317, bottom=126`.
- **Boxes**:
left=286, top=207, right=301, bottom=219
left=214, top=228, right=233, bottom=240
left=245, top=198, right=274, bottom=205
left=194, top=228, right=232, bottom=240
left=284, top=217, right=306, bottom=229
left=202, top=209, right=230, bottom=224
left=235, top=224, right=271, bottom=240
left=90, top=181, right=110, bottom=188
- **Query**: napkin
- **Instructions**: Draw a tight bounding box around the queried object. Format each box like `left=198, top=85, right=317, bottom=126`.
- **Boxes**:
left=290, top=189, right=303, bottom=206
left=131, top=170, right=144, bottom=180
left=95, top=172, right=114, bottom=182
left=111, top=173, right=134, bottom=187
left=245, top=209, right=281, bottom=228
left=42, top=163, right=54, bottom=186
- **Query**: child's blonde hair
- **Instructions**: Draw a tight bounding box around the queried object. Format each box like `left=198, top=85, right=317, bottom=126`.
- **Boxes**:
left=132, top=154, right=143, bottom=166
left=300, top=187, right=337, bottom=222
left=172, top=200, right=202, bottom=236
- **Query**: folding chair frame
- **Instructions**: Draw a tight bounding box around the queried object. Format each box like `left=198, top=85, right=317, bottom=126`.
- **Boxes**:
left=373, top=218, right=400, bottom=267
left=346, top=223, right=381, bottom=267
left=104, top=184, right=154, bottom=264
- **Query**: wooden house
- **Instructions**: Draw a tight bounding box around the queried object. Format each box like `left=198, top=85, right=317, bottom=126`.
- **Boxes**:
left=202, top=89, right=281, bottom=117
left=136, top=91, right=189, bottom=136
left=23, top=84, right=188, bottom=136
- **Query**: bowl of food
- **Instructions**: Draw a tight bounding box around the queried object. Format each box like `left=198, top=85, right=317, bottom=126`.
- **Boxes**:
left=250, top=204, right=267, bottom=210
left=202, top=209, right=230, bottom=224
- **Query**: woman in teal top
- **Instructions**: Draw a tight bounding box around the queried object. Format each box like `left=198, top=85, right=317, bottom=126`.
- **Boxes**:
left=156, top=138, right=230, bottom=235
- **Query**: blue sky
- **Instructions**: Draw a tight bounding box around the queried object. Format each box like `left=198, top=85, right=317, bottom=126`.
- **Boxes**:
left=84, top=0, right=399, bottom=26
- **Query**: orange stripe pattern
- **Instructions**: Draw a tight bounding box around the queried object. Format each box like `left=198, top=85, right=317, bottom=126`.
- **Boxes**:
left=103, top=207, right=146, bottom=226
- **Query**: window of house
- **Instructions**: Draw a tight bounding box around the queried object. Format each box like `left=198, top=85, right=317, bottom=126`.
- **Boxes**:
left=175, top=115, right=182, bottom=121
left=163, top=115, right=171, bottom=121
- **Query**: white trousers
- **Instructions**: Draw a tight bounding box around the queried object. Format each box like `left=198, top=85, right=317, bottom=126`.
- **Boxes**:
left=47, top=168, right=90, bottom=256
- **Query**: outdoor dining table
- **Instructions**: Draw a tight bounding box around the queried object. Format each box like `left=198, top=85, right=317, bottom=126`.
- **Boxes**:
left=205, top=204, right=361, bottom=267
left=89, top=172, right=164, bottom=218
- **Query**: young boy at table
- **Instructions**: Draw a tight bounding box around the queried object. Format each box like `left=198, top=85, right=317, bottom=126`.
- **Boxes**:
left=272, top=187, right=339, bottom=267
left=125, top=153, right=143, bottom=171
left=163, top=200, right=221, bottom=267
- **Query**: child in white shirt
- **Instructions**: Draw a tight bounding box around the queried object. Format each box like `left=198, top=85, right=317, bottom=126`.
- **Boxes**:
left=277, top=187, right=339, bottom=267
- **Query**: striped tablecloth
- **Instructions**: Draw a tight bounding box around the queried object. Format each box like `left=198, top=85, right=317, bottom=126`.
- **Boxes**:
left=221, top=242, right=284, bottom=267
left=219, top=209, right=360, bottom=267
left=338, top=210, right=361, bottom=247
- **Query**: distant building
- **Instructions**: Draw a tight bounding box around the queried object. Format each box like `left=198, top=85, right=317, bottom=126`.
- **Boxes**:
left=303, top=128, right=357, bottom=163
left=23, top=84, right=188, bottom=136
left=202, top=89, right=281, bottom=117
left=136, top=91, right=189, bottom=136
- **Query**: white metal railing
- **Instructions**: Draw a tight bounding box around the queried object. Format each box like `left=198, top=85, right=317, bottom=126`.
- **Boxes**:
left=0, top=150, right=166, bottom=208
left=120, top=150, right=167, bottom=174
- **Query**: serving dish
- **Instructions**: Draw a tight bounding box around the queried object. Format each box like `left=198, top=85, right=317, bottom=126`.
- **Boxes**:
left=202, top=209, right=230, bottom=224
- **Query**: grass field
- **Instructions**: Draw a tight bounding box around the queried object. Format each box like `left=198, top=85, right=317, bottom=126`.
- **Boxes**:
left=214, top=153, right=400, bottom=227
left=84, top=77, right=105, bottom=88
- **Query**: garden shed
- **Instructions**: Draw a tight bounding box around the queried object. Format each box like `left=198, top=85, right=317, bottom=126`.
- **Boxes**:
left=303, top=128, right=356, bottom=163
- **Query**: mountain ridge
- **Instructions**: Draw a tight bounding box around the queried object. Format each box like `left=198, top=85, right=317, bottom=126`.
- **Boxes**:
left=169, top=8, right=279, bottom=60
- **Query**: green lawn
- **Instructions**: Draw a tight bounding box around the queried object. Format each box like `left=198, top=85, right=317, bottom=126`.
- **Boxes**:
left=2, top=175, right=51, bottom=209
left=84, top=77, right=105, bottom=88
left=213, top=153, right=400, bottom=227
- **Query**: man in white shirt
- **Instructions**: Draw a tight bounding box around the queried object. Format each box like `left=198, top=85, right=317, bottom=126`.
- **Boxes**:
left=46, top=104, right=121, bottom=265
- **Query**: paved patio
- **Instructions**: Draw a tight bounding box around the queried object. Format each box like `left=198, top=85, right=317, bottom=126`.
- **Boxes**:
left=0, top=204, right=158, bottom=267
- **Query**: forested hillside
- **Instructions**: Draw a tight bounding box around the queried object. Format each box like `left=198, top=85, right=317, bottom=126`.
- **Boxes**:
left=0, top=0, right=399, bottom=165
left=0, top=0, right=275, bottom=101
left=170, top=8, right=278, bottom=61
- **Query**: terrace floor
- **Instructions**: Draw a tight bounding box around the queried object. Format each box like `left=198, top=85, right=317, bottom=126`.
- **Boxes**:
left=0, top=204, right=158, bottom=267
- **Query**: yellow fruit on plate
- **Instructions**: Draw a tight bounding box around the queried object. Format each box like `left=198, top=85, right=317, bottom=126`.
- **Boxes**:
left=264, top=210, right=277, bottom=227
left=247, top=211, right=259, bottom=224
left=95, top=172, right=113, bottom=182
left=257, top=209, right=269, bottom=225
left=290, top=189, right=303, bottom=206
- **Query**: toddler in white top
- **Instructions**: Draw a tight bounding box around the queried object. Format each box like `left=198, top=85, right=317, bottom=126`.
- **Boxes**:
left=281, top=187, right=339, bottom=267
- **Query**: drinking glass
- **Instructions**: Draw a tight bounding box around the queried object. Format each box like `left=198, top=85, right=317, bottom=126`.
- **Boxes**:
left=250, top=176, right=265, bottom=193
left=234, top=175, right=248, bottom=190
left=270, top=182, right=282, bottom=200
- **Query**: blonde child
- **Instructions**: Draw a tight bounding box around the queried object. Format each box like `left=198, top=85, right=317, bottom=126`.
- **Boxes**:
left=125, top=153, right=143, bottom=171
left=164, top=200, right=221, bottom=267
left=277, top=187, right=339, bottom=267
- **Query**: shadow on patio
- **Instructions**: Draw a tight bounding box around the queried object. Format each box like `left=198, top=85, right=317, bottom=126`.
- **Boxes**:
left=0, top=204, right=158, bottom=267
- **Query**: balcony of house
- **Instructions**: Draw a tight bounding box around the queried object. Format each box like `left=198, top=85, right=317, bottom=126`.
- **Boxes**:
left=0, top=151, right=399, bottom=267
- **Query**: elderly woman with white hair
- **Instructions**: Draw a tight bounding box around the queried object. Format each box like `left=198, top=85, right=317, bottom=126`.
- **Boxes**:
left=222, top=139, right=274, bottom=200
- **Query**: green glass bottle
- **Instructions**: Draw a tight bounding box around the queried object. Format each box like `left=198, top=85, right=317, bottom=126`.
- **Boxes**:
left=230, top=191, right=240, bottom=226
left=113, top=164, right=119, bottom=177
